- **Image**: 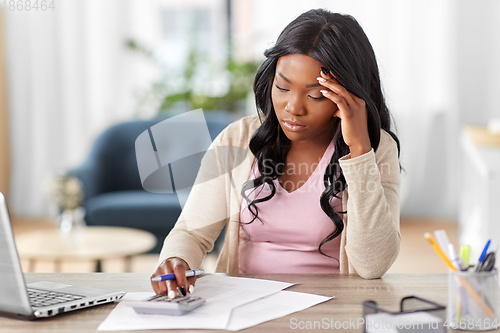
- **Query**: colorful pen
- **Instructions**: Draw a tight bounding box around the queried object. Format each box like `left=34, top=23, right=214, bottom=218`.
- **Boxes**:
left=434, top=229, right=452, bottom=258
left=448, top=244, right=466, bottom=271
left=424, top=233, right=456, bottom=271
left=459, top=245, right=470, bottom=267
left=151, top=269, right=205, bottom=282
left=475, top=240, right=491, bottom=272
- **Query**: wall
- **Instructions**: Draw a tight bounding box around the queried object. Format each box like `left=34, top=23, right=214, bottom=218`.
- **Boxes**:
left=456, top=0, right=500, bottom=125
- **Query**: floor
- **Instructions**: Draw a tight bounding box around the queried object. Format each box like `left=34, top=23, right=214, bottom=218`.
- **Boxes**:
left=386, top=217, right=457, bottom=274
left=11, top=216, right=457, bottom=274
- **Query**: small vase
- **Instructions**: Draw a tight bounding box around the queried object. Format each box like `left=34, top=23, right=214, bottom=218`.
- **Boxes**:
left=58, top=207, right=86, bottom=246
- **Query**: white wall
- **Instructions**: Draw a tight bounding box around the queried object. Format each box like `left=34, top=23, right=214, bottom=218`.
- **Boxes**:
left=455, top=0, right=500, bottom=125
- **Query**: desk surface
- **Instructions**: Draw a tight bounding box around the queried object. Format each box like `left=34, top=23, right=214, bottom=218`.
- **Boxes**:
left=1, top=273, right=495, bottom=332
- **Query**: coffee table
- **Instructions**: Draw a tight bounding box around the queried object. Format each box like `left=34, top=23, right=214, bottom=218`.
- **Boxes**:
left=15, top=226, right=157, bottom=272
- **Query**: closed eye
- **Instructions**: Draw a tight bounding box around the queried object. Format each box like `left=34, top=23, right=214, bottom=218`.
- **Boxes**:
left=275, top=85, right=289, bottom=92
left=309, top=95, right=326, bottom=100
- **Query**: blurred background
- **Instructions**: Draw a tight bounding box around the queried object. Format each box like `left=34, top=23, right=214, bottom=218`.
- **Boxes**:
left=0, top=0, right=499, bottom=274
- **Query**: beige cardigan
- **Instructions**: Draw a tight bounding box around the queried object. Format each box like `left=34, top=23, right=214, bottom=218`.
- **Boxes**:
left=158, top=115, right=401, bottom=279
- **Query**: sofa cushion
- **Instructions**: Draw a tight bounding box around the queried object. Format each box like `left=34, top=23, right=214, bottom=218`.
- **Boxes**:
left=85, top=190, right=181, bottom=230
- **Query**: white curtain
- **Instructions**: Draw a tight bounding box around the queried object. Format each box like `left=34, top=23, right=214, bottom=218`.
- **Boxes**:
left=5, top=0, right=162, bottom=216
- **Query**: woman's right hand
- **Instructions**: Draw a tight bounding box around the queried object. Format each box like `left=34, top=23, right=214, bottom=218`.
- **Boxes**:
left=150, top=257, right=197, bottom=298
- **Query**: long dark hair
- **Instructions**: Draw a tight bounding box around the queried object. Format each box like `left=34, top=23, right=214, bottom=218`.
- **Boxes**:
left=241, top=9, right=400, bottom=259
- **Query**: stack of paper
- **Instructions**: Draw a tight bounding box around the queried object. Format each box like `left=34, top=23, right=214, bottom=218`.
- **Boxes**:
left=98, top=274, right=331, bottom=331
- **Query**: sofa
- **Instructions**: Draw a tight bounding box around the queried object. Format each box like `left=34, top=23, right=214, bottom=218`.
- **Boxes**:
left=68, top=111, right=236, bottom=253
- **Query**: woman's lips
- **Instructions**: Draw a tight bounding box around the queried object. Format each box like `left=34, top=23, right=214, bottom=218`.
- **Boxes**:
left=282, top=120, right=307, bottom=132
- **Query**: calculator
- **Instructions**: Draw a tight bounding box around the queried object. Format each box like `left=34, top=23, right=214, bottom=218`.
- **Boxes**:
left=125, top=294, right=206, bottom=316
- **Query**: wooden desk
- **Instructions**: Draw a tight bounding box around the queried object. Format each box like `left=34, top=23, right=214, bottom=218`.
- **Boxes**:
left=15, top=226, right=157, bottom=272
left=3, top=273, right=492, bottom=332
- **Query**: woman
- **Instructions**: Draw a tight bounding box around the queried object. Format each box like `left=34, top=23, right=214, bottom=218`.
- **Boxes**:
left=151, top=9, right=401, bottom=298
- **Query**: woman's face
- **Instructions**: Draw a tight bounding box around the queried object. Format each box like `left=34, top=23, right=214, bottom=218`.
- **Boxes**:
left=272, top=54, right=339, bottom=145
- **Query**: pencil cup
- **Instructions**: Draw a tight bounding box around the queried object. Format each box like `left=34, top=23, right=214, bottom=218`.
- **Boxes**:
left=448, top=270, right=499, bottom=331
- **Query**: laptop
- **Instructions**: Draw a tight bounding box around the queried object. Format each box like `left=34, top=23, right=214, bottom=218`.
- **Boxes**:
left=0, top=192, right=126, bottom=320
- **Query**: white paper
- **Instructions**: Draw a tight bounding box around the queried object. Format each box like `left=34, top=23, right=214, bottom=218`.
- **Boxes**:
left=97, top=274, right=293, bottom=331
left=365, top=311, right=443, bottom=333
left=226, top=290, right=332, bottom=331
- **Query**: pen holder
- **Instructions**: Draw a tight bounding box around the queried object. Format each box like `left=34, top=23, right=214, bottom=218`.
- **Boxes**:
left=448, top=270, right=500, bottom=331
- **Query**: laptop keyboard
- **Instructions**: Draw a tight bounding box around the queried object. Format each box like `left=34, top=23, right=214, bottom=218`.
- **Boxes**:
left=27, top=288, right=84, bottom=308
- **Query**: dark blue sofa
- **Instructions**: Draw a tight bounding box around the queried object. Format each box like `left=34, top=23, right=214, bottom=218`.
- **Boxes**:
left=68, top=111, right=236, bottom=253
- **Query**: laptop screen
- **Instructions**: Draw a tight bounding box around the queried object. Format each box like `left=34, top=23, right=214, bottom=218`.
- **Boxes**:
left=0, top=192, right=33, bottom=316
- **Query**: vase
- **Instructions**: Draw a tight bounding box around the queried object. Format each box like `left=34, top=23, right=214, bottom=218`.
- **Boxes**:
left=58, top=207, right=86, bottom=246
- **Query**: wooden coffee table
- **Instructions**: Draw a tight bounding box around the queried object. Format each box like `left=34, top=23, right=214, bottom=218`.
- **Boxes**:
left=15, top=226, right=157, bottom=272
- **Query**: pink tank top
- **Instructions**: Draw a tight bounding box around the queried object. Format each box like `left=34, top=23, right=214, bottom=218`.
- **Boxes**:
left=239, top=138, right=342, bottom=273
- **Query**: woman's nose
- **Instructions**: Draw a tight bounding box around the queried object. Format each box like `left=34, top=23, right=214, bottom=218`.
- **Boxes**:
left=285, top=95, right=305, bottom=116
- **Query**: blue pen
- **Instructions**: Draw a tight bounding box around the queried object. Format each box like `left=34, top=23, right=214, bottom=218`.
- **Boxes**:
left=151, top=269, right=204, bottom=282
left=475, top=240, right=491, bottom=272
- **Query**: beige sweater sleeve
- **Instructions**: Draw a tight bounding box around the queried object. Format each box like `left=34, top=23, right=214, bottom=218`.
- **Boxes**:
left=157, top=129, right=230, bottom=270
left=157, top=116, right=259, bottom=270
left=339, top=130, right=401, bottom=279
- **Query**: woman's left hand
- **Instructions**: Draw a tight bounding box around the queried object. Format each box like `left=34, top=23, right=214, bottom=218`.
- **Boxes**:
left=317, top=70, right=371, bottom=158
